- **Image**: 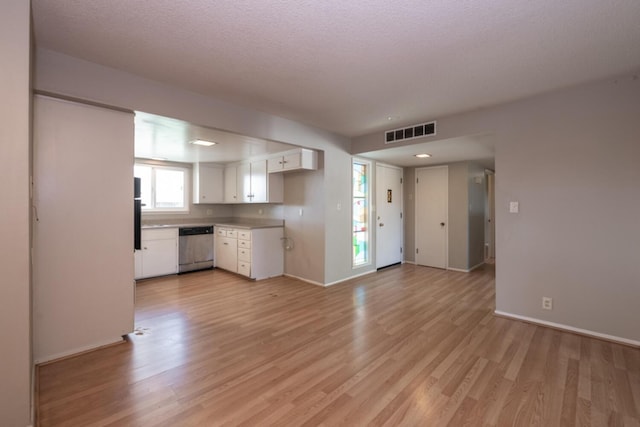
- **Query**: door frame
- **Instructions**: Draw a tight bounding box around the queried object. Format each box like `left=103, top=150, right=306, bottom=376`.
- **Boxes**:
left=415, top=165, right=449, bottom=269
left=485, top=169, right=495, bottom=260
left=375, top=163, right=404, bottom=269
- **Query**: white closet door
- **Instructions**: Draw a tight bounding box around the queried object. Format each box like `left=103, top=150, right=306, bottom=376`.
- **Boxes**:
left=415, top=166, right=448, bottom=269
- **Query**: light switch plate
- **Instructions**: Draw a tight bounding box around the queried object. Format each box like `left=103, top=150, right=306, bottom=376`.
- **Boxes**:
left=509, top=201, right=519, bottom=213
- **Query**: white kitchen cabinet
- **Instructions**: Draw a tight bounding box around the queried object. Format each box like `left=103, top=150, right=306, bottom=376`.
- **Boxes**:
left=136, top=228, right=178, bottom=279
left=215, top=234, right=238, bottom=273
left=224, top=165, right=238, bottom=203
left=231, top=160, right=283, bottom=203
left=214, top=226, right=283, bottom=279
left=193, top=163, right=224, bottom=204
left=237, top=162, right=252, bottom=203
left=267, top=148, right=318, bottom=173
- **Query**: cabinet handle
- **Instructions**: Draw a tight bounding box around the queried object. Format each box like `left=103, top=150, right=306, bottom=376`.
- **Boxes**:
left=223, top=242, right=228, bottom=245
left=143, top=247, right=147, bottom=250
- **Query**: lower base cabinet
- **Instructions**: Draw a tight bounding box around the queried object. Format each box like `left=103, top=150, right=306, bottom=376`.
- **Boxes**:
left=214, top=226, right=283, bottom=280
left=215, top=235, right=238, bottom=273
left=135, top=228, right=178, bottom=279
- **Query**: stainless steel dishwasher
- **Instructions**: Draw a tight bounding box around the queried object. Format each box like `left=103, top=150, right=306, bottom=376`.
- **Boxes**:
left=178, top=226, right=214, bottom=273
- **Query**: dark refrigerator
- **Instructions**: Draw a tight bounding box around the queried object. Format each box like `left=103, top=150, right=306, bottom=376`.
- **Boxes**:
left=134, top=177, right=142, bottom=250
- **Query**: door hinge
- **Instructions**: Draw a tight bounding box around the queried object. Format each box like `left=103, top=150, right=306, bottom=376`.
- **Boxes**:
left=400, top=212, right=403, bottom=219
left=416, top=178, right=419, bottom=184
left=416, top=248, right=419, bottom=254
left=400, top=177, right=403, bottom=184
left=400, top=247, right=403, bottom=253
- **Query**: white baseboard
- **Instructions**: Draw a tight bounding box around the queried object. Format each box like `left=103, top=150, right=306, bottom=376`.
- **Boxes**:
left=35, top=337, right=125, bottom=365
left=324, top=269, right=376, bottom=287
left=403, top=260, right=416, bottom=265
left=494, top=310, right=640, bottom=348
left=286, top=269, right=377, bottom=288
left=284, top=273, right=325, bottom=287
left=447, top=261, right=485, bottom=273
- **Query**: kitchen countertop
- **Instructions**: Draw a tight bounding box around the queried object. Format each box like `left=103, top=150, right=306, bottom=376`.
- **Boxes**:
left=141, top=217, right=284, bottom=230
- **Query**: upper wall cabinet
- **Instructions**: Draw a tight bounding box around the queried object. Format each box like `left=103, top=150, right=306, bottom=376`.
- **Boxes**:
left=267, top=148, right=318, bottom=173
left=193, top=163, right=224, bottom=204
left=231, top=159, right=283, bottom=203
left=224, top=165, right=238, bottom=203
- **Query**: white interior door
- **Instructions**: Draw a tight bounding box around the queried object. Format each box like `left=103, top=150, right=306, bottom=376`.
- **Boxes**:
left=416, top=166, right=448, bottom=269
left=376, top=164, right=403, bottom=268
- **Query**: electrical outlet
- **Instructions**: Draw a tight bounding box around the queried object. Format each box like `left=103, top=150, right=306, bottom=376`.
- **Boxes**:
left=542, top=297, right=553, bottom=310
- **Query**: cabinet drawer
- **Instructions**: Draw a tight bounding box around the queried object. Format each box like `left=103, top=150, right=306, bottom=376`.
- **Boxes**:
left=238, top=261, right=251, bottom=277
left=216, top=228, right=227, bottom=237
left=237, top=230, right=251, bottom=241
left=238, top=239, right=251, bottom=249
left=227, top=229, right=238, bottom=238
left=238, top=247, right=251, bottom=262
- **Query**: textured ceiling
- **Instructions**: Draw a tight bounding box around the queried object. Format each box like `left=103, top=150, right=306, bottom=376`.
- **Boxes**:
left=32, top=0, right=640, bottom=138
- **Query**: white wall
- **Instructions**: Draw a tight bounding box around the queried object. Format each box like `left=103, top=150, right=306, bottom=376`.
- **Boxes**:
left=33, top=96, right=135, bottom=362
left=0, top=1, right=31, bottom=425
left=355, top=73, right=640, bottom=344
left=34, top=48, right=377, bottom=285
left=493, top=77, right=640, bottom=343
left=282, top=169, right=326, bottom=284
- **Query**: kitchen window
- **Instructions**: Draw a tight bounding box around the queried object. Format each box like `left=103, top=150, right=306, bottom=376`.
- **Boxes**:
left=352, top=159, right=370, bottom=267
left=134, top=163, right=189, bottom=212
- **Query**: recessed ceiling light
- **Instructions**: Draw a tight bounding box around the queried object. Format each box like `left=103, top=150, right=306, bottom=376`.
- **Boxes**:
left=415, top=153, right=432, bottom=158
left=190, top=139, right=216, bottom=147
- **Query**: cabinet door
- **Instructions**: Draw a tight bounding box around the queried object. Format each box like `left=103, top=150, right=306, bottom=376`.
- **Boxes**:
left=216, top=236, right=238, bottom=272
left=237, top=163, right=252, bottom=203
left=250, top=159, right=267, bottom=203
left=267, top=157, right=283, bottom=172
left=193, top=164, right=223, bottom=204
left=142, top=238, right=177, bottom=277
left=282, top=153, right=301, bottom=170
left=224, top=166, right=238, bottom=203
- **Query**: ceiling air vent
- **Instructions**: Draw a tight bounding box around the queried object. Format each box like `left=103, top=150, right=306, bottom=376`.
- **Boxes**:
left=385, top=121, right=436, bottom=144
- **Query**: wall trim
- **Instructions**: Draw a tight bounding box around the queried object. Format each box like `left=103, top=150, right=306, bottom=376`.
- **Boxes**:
left=403, top=260, right=415, bottom=265
left=324, top=269, right=377, bottom=287
left=283, top=273, right=325, bottom=287
left=35, top=337, right=125, bottom=365
left=448, top=261, right=485, bottom=273
left=494, top=310, right=640, bottom=348
left=285, top=269, right=376, bottom=287
left=34, top=90, right=133, bottom=114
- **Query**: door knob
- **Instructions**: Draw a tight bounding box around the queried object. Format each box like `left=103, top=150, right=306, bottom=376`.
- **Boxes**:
left=440, top=222, right=445, bottom=226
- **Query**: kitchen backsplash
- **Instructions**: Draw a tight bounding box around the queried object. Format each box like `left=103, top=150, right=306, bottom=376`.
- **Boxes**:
left=141, top=203, right=283, bottom=223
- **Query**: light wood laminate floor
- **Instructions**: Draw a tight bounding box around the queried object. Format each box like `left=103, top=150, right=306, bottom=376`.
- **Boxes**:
left=37, top=264, right=640, bottom=426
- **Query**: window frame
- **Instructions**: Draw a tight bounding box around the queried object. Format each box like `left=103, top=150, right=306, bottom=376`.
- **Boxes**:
left=134, top=161, right=190, bottom=214
left=352, top=158, right=372, bottom=268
